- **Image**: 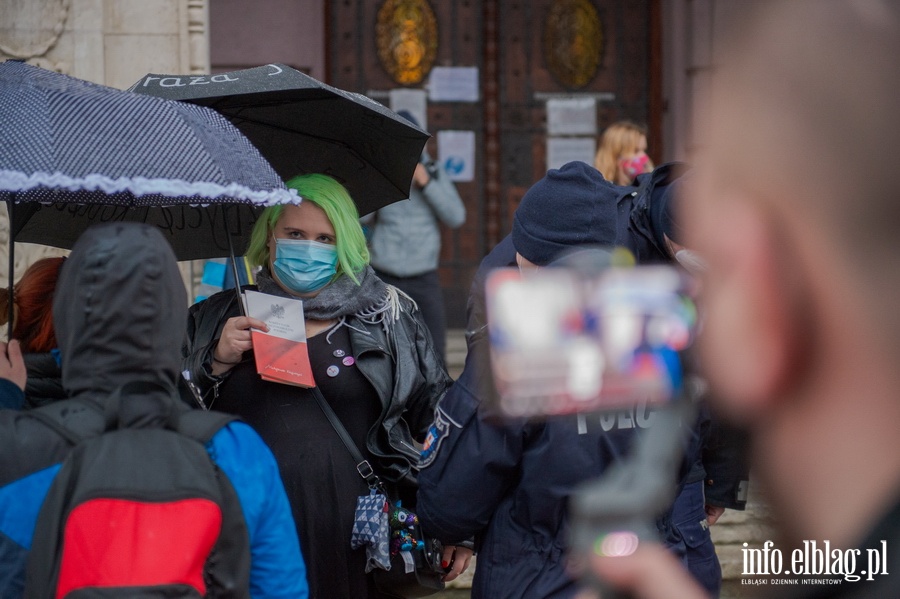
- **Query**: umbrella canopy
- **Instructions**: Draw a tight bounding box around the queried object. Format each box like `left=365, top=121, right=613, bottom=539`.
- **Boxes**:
left=0, top=60, right=299, bottom=261
left=128, top=63, right=429, bottom=216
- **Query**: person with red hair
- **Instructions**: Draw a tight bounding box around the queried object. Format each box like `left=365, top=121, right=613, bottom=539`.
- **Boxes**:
left=0, top=256, right=66, bottom=408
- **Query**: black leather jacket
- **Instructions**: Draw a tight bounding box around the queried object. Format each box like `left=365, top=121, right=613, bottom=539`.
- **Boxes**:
left=181, top=285, right=452, bottom=485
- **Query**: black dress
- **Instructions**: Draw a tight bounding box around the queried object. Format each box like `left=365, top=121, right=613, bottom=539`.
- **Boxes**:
left=213, top=324, right=388, bottom=599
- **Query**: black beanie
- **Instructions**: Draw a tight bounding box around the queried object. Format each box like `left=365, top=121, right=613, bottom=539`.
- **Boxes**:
left=512, top=161, right=618, bottom=266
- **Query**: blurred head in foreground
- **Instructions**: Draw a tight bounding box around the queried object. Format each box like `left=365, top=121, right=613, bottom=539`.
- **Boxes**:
left=585, top=3, right=900, bottom=597
left=685, top=0, right=900, bottom=547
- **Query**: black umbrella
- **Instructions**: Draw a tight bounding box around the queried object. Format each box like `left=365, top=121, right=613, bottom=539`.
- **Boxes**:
left=0, top=61, right=299, bottom=331
left=128, top=63, right=429, bottom=216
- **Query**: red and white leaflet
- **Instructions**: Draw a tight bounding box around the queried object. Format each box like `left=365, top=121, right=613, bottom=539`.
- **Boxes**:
left=244, top=289, right=315, bottom=388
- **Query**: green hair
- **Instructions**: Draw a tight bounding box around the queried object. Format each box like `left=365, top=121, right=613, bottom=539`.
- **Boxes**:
left=246, top=174, right=370, bottom=284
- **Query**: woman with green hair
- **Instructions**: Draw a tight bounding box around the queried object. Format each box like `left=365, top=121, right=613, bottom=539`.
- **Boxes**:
left=181, top=174, right=470, bottom=597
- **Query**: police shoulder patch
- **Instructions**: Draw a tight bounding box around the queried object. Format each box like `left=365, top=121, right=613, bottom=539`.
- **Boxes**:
left=418, top=406, right=462, bottom=468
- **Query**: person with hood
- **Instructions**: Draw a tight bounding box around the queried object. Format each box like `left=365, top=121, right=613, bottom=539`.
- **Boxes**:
left=181, top=174, right=464, bottom=598
left=0, top=256, right=67, bottom=409
left=416, top=161, right=646, bottom=598
left=0, top=222, right=308, bottom=598
left=364, top=110, right=466, bottom=361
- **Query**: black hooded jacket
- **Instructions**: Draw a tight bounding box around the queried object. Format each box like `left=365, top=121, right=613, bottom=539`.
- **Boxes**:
left=0, top=223, right=308, bottom=597
left=0, top=223, right=189, bottom=484
left=0, top=223, right=195, bottom=592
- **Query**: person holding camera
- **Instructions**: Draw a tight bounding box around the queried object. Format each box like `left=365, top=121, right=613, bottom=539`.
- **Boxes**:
left=585, top=2, right=900, bottom=598
left=365, top=110, right=466, bottom=361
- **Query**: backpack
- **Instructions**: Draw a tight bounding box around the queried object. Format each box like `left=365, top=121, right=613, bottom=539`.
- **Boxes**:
left=23, top=382, right=251, bottom=599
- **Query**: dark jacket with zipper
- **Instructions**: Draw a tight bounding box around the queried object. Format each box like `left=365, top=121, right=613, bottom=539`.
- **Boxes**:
left=181, top=285, right=452, bottom=485
left=621, top=163, right=750, bottom=509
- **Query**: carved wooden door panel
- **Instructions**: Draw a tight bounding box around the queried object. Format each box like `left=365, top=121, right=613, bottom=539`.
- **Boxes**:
left=491, top=0, right=657, bottom=241
left=328, top=0, right=658, bottom=326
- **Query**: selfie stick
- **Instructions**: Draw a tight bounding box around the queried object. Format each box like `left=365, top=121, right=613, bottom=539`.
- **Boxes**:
left=569, top=392, right=698, bottom=599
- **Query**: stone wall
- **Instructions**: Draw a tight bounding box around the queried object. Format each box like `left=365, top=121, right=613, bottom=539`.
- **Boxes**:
left=0, top=0, right=210, bottom=301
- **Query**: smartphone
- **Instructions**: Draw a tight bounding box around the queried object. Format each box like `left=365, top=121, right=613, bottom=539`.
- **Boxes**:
left=484, top=264, right=697, bottom=418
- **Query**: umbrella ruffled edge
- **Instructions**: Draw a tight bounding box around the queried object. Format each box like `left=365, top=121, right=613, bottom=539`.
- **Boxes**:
left=0, top=170, right=300, bottom=206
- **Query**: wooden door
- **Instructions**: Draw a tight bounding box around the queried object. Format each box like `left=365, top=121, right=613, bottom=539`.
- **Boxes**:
left=329, top=0, right=659, bottom=327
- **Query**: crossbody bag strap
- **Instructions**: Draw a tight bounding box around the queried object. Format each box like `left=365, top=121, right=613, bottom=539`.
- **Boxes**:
left=310, top=386, right=384, bottom=491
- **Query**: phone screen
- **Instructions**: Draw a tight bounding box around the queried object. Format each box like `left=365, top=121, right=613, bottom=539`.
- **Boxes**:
left=485, top=265, right=697, bottom=418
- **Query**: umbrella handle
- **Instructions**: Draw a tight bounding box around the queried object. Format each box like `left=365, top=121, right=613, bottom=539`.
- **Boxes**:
left=225, top=212, right=247, bottom=317
left=6, top=198, right=13, bottom=342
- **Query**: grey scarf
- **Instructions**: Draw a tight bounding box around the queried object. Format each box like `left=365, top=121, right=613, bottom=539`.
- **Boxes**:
left=256, top=266, right=406, bottom=323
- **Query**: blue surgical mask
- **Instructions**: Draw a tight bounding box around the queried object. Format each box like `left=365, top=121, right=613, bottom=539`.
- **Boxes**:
left=272, top=238, right=338, bottom=294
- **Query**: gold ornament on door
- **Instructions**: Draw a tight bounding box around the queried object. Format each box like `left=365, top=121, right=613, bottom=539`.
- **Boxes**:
left=376, top=0, right=439, bottom=85
left=543, top=0, right=604, bottom=90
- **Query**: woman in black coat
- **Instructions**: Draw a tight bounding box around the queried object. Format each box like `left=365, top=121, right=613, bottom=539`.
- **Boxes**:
left=182, top=174, right=469, bottom=598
